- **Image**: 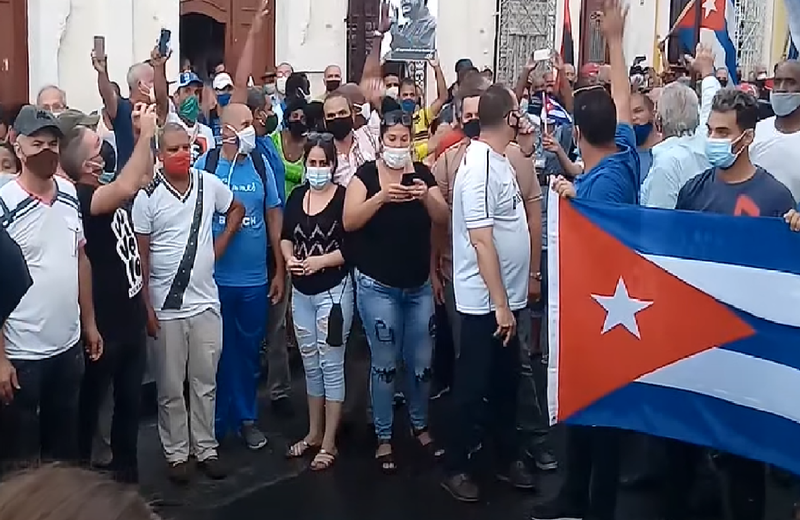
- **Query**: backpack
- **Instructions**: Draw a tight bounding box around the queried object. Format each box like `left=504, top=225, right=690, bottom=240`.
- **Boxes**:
left=201, top=147, right=269, bottom=215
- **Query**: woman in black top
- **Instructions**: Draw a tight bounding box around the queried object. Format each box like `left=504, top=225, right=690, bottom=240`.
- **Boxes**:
left=281, top=133, right=351, bottom=471
left=343, top=109, right=448, bottom=472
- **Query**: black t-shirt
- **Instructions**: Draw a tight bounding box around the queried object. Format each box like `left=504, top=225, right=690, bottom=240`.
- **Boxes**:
left=676, top=166, right=796, bottom=217
left=281, top=184, right=349, bottom=296
left=76, top=184, right=147, bottom=342
left=349, top=161, right=436, bottom=288
left=0, top=225, right=32, bottom=323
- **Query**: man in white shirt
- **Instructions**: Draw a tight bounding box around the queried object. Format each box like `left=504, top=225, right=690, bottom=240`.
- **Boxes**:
left=442, top=85, right=535, bottom=502
left=168, top=72, right=216, bottom=166
left=750, top=60, right=800, bottom=201
left=132, top=122, right=244, bottom=484
left=0, top=106, right=103, bottom=470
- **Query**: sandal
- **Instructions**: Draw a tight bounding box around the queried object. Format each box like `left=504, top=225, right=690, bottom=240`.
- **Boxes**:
left=285, top=439, right=319, bottom=458
left=412, top=427, right=445, bottom=459
left=375, top=442, right=397, bottom=474
left=310, top=449, right=337, bottom=471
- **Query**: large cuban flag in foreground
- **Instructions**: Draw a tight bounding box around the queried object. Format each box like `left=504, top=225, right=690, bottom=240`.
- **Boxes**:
left=546, top=195, right=800, bottom=475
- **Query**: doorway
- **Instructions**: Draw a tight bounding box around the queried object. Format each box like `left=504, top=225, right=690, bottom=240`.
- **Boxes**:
left=180, top=13, right=226, bottom=80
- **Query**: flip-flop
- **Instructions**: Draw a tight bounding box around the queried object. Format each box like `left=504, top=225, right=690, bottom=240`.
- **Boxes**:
left=285, top=439, right=319, bottom=458
left=310, top=449, right=337, bottom=471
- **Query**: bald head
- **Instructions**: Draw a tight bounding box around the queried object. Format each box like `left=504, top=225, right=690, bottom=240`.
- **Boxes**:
left=37, top=85, right=67, bottom=114
left=774, top=60, right=800, bottom=95
left=220, top=103, right=254, bottom=147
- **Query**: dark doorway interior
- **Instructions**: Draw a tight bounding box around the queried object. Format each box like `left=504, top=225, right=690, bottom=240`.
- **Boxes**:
left=180, top=13, right=226, bottom=81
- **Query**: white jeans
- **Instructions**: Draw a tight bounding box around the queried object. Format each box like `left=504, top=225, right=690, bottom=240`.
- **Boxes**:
left=153, top=308, right=222, bottom=463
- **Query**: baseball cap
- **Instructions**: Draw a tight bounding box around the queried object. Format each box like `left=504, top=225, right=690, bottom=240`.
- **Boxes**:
left=176, top=71, right=203, bottom=89
left=13, top=105, right=63, bottom=138
left=455, top=58, right=474, bottom=74
left=57, top=109, right=100, bottom=134
left=213, top=72, right=234, bottom=91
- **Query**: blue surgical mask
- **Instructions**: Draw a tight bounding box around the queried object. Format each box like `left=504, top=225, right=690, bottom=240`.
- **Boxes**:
left=633, top=122, right=653, bottom=147
left=705, top=135, right=745, bottom=169
left=400, top=99, right=417, bottom=114
left=217, top=92, right=232, bottom=107
left=305, top=166, right=331, bottom=189
left=770, top=92, right=800, bottom=117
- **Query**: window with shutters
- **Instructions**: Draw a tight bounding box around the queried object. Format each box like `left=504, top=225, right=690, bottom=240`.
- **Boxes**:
left=346, top=0, right=380, bottom=83
left=495, top=0, right=556, bottom=86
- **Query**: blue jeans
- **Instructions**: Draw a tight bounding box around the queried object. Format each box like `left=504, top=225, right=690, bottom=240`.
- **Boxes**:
left=291, top=277, right=354, bottom=402
left=215, top=284, right=268, bottom=438
left=355, top=270, right=434, bottom=441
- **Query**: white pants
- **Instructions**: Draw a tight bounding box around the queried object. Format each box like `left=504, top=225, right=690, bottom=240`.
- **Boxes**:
left=153, top=308, right=222, bottom=463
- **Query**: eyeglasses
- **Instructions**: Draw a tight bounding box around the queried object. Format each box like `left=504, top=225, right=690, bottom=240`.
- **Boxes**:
left=382, top=110, right=413, bottom=127
left=307, top=131, right=334, bottom=144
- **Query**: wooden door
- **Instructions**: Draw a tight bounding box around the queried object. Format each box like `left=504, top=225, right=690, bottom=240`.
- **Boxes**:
left=346, top=0, right=380, bottom=83
left=580, top=0, right=608, bottom=66
left=0, top=0, right=29, bottom=106
left=228, top=0, right=275, bottom=79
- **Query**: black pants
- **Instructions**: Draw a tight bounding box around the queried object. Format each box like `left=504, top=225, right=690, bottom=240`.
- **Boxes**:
left=445, top=311, right=520, bottom=474
left=0, top=343, right=85, bottom=472
left=661, top=438, right=765, bottom=520
left=78, top=330, right=146, bottom=483
left=432, top=302, right=455, bottom=389
left=559, top=425, right=622, bottom=520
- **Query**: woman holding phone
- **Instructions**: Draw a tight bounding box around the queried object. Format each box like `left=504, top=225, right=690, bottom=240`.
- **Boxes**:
left=343, top=108, right=448, bottom=473
left=281, top=132, right=352, bottom=471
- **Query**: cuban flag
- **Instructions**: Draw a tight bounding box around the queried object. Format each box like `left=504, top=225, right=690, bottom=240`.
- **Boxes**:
left=673, top=0, right=738, bottom=84
left=547, top=195, right=800, bottom=475
left=543, top=95, right=572, bottom=127
left=788, top=0, right=800, bottom=59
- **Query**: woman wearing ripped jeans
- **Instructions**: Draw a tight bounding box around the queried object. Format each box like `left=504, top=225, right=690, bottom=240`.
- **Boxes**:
left=343, top=107, right=449, bottom=473
left=281, top=133, right=353, bottom=471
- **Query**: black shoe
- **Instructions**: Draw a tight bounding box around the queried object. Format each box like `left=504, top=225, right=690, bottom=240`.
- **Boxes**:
left=393, top=392, right=406, bottom=409
left=429, top=382, right=451, bottom=401
left=167, top=460, right=192, bottom=485
left=497, top=460, right=536, bottom=490
left=533, top=448, right=558, bottom=471
left=529, top=500, right=583, bottom=520
left=198, top=457, right=228, bottom=480
left=270, top=397, right=295, bottom=418
left=441, top=473, right=480, bottom=503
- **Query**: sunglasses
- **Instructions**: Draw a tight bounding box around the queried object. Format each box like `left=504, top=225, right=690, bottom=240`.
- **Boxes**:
left=382, top=110, right=413, bottom=127
left=307, top=131, right=334, bottom=144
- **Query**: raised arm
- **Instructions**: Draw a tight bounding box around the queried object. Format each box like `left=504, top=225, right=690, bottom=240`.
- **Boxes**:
left=359, top=1, right=392, bottom=106
left=600, top=0, right=631, bottom=125
left=92, top=50, right=119, bottom=120
left=90, top=104, right=156, bottom=216
left=150, top=46, right=171, bottom=125
left=427, top=56, right=448, bottom=116
left=232, top=0, right=270, bottom=105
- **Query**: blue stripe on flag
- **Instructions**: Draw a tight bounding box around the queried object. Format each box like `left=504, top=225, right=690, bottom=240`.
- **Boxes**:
left=567, top=382, right=800, bottom=476
left=722, top=309, right=800, bottom=370
left=571, top=200, right=800, bottom=276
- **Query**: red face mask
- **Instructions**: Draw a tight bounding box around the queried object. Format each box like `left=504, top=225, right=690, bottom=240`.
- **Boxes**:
left=163, top=150, right=191, bottom=177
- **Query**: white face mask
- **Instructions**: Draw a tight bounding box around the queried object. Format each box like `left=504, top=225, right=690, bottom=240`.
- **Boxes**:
left=305, top=166, right=332, bottom=190
left=227, top=125, right=257, bottom=155
left=382, top=146, right=411, bottom=169
left=355, top=102, right=372, bottom=120
left=276, top=76, right=288, bottom=95
left=386, top=86, right=399, bottom=100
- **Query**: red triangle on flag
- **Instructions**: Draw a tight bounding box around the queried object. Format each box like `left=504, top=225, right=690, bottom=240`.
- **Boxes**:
left=555, top=200, right=755, bottom=421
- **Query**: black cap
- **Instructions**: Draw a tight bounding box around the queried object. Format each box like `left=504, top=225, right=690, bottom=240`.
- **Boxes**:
left=13, top=105, right=63, bottom=137
left=455, top=58, right=474, bottom=74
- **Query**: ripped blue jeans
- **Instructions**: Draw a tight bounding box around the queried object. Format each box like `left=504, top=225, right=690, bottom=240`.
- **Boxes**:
left=355, top=270, right=434, bottom=441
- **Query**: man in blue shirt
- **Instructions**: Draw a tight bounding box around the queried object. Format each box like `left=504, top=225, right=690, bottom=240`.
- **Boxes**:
left=533, top=1, right=637, bottom=519
left=631, top=90, right=659, bottom=184
left=195, top=103, right=285, bottom=450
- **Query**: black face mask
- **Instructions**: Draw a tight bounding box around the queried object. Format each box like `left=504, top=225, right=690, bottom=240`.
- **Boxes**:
left=326, top=116, right=353, bottom=141
left=325, top=79, right=341, bottom=92
left=463, top=119, right=481, bottom=139
left=287, top=120, right=307, bottom=138
left=263, top=114, right=279, bottom=134
left=718, top=78, right=728, bottom=87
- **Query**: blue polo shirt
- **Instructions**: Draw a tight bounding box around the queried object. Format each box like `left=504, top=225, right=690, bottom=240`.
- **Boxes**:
left=111, top=98, right=135, bottom=171
left=256, top=134, right=287, bottom=205
left=575, top=123, right=641, bottom=204
left=195, top=151, right=281, bottom=287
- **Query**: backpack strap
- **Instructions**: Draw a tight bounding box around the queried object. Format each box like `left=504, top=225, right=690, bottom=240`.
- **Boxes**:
left=250, top=151, right=268, bottom=195
left=203, top=147, right=221, bottom=175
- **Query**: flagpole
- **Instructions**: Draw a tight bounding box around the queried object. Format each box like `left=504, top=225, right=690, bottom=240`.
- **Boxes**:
left=653, top=0, right=662, bottom=73
left=693, top=0, right=702, bottom=48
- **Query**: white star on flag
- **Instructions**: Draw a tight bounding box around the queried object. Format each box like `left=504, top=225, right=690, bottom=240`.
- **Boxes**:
left=591, top=277, right=654, bottom=339
left=702, top=0, right=717, bottom=18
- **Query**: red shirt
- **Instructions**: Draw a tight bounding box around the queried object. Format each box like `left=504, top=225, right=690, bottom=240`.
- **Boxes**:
left=435, top=129, right=466, bottom=159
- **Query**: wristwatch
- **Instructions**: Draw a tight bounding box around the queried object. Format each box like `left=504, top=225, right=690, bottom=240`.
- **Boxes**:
left=530, top=272, right=542, bottom=281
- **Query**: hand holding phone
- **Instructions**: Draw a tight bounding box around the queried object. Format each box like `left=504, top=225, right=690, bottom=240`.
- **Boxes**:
left=93, top=36, right=106, bottom=61
left=157, top=28, right=171, bottom=58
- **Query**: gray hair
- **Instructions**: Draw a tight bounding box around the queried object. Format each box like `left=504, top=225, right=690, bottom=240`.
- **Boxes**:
left=36, top=85, right=67, bottom=107
left=59, top=127, right=90, bottom=181
left=657, top=82, right=699, bottom=138
left=156, top=122, right=188, bottom=152
left=126, top=62, right=153, bottom=90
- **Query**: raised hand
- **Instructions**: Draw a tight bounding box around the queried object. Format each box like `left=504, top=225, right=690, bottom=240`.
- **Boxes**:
left=685, top=42, right=715, bottom=79
left=598, top=0, right=628, bottom=41
left=253, top=0, right=269, bottom=32
left=91, top=50, right=107, bottom=74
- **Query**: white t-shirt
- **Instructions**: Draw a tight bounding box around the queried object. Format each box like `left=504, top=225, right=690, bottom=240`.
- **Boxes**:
left=751, top=117, right=800, bottom=201
left=166, top=112, right=216, bottom=166
left=452, top=140, right=531, bottom=315
left=0, top=177, right=83, bottom=360
left=132, top=168, right=233, bottom=320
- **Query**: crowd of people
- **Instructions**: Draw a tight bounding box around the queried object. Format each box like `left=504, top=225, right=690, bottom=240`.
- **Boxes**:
left=2, top=0, right=800, bottom=518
